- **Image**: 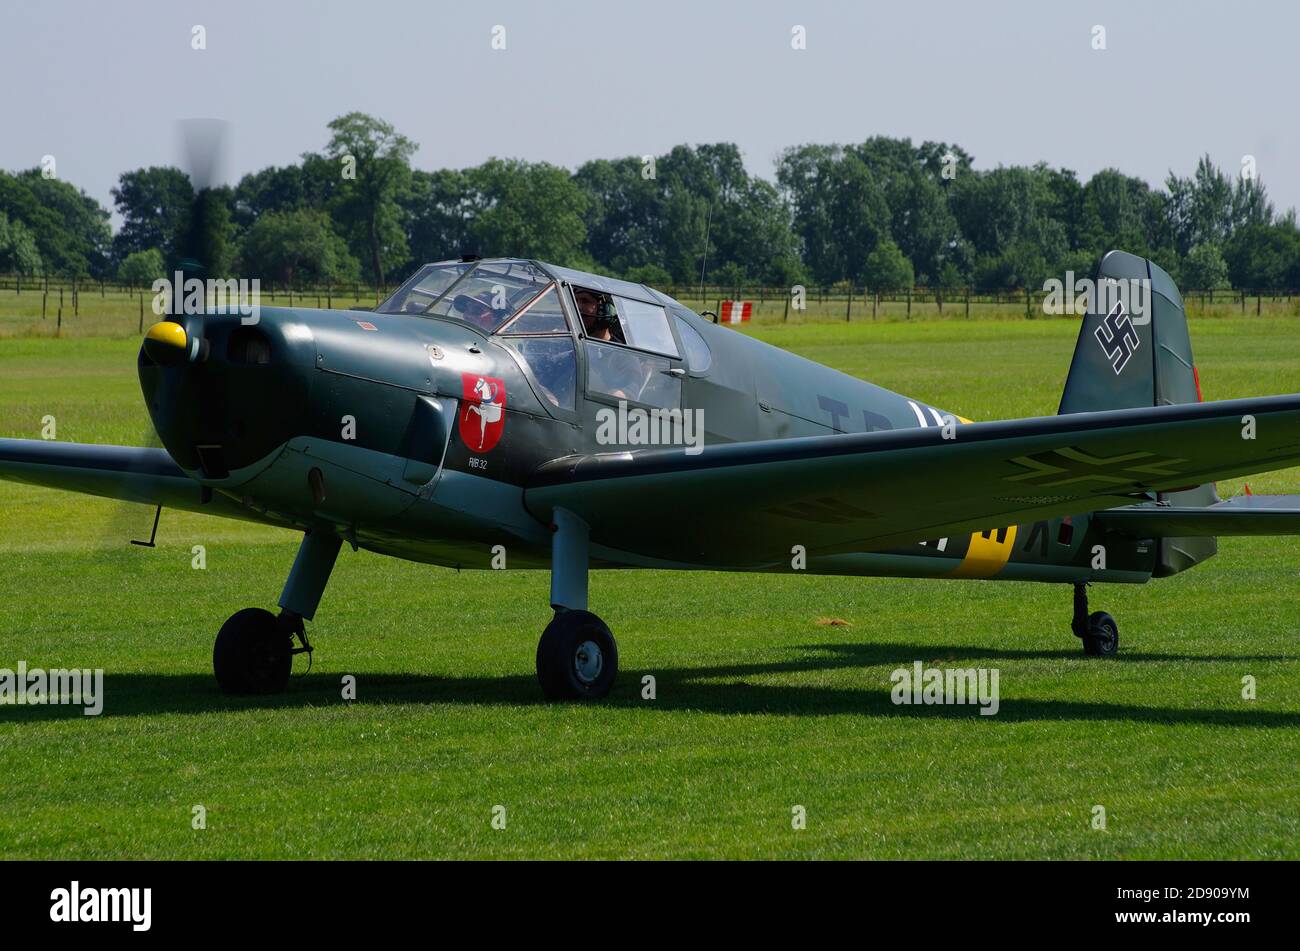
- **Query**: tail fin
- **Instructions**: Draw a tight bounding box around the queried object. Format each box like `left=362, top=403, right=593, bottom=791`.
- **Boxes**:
left=1059, top=250, right=1218, bottom=575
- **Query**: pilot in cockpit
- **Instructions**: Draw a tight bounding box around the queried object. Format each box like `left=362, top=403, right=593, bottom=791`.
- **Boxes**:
left=574, top=289, right=625, bottom=344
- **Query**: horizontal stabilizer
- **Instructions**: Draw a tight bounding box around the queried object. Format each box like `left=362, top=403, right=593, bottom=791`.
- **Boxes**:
left=1096, top=494, right=1300, bottom=537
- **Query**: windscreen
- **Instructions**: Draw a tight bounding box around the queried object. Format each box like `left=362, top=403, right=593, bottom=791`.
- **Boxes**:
left=424, top=260, right=552, bottom=332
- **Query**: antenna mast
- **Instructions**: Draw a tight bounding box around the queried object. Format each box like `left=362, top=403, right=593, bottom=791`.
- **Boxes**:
left=698, top=203, right=713, bottom=308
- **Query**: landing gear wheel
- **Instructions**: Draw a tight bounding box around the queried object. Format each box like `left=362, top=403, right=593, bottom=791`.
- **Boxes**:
left=536, top=610, right=618, bottom=701
left=1081, top=611, right=1119, bottom=657
left=213, top=607, right=293, bottom=694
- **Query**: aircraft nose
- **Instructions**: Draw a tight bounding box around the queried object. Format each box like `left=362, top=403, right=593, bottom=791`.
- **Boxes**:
left=138, top=310, right=317, bottom=481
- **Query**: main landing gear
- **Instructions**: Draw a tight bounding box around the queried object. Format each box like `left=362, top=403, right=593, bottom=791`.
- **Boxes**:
left=213, top=608, right=311, bottom=694
left=536, top=507, right=619, bottom=700
left=1071, top=582, right=1119, bottom=657
left=211, top=511, right=620, bottom=701
left=212, top=529, right=341, bottom=695
left=536, top=610, right=619, bottom=700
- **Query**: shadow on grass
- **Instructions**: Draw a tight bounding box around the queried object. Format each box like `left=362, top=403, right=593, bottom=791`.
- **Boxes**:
left=2, top=641, right=1296, bottom=727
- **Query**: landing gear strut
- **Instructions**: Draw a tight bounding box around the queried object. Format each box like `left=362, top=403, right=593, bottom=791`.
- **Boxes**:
left=212, top=528, right=340, bottom=695
left=1071, top=582, right=1119, bottom=657
left=537, top=507, right=619, bottom=700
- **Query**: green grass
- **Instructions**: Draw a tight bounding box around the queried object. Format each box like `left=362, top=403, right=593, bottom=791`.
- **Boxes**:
left=1, top=317, right=1299, bottom=859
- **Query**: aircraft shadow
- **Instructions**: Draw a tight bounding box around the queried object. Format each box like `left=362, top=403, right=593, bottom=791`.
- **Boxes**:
left=2, top=641, right=1295, bottom=727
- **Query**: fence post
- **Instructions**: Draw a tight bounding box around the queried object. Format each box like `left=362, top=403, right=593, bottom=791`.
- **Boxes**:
left=42, top=291, right=47, bottom=320
left=1241, top=290, right=1246, bottom=312
left=1025, top=288, right=1031, bottom=318
left=1257, top=293, right=1261, bottom=316
left=783, top=293, right=789, bottom=322
left=872, top=291, right=878, bottom=320
left=965, top=286, right=970, bottom=319
left=139, top=296, right=144, bottom=334
left=845, top=287, right=852, bottom=321
left=327, top=283, right=332, bottom=309
left=906, top=286, right=912, bottom=319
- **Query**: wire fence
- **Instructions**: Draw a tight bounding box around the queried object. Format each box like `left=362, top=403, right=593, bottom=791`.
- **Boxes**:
left=667, top=284, right=1300, bottom=323
left=0, top=275, right=394, bottom=306
left=0, top=274, right=1296, bottom=337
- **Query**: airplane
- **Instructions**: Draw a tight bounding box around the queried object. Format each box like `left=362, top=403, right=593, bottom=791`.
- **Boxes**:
left=3, top=249, right=1300, bottom=701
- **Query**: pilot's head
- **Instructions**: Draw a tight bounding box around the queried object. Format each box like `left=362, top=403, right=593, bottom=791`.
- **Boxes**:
left=575, top=290, right=611, bottom=340
left=574, top=290, right=599, bottom=320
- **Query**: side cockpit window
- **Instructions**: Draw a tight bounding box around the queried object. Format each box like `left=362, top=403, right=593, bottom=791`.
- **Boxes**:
left=571, top=286, right=679, bottom=358
left=616, top=298, right=678, bottom=357
left=498, top=286, right=569, bottom=335
left=673, top=315, right=712, bottom=374
left=500, top=337, right=577, bottom=410
left=496, top=285, right=577, bottom=411
left=586, top=344, right=677, bottom=408
left=572, top=285, right=682, bottom=409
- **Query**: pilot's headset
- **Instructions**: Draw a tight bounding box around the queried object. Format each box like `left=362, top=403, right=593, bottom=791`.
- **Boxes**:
left=593, top=297, right=620, bottom=333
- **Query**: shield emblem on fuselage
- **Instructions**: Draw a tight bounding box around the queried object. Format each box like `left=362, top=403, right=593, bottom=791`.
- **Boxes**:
left=458, top=373, right=507, bottom=453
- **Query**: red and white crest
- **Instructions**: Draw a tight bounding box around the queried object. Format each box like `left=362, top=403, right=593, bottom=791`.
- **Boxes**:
left=458, top=373, right=507, bottom=453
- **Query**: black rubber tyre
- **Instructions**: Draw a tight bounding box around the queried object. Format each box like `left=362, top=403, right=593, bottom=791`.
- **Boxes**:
left=1081, top=611, right=1119, bottom=657
left=536, top=610, right=618, bottom=701
left=213, top=607, right=293, bottom=694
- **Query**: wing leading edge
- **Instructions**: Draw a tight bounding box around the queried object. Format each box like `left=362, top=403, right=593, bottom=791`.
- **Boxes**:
left=524, top=394, right=1300, bottom=567
left=0, top=438, right=250, bottom=521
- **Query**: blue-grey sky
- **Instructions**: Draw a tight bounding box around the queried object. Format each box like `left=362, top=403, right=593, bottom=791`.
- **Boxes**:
left=3, top=0, right=1296, bottom=227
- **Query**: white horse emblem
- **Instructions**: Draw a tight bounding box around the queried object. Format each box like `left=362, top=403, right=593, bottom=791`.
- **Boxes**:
left=466, top=376, right=504, bottom=449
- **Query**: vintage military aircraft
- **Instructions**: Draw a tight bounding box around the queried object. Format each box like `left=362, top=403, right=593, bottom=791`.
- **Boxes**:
left=3, top=249, right=1300, bottom=700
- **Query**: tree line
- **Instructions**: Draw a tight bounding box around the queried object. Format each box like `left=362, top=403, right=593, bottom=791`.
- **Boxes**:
left=3, top=111, right=1299, bottom=293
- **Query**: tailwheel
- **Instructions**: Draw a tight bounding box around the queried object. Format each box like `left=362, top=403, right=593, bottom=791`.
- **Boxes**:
left=213, top=607, right=298, bottom=694
left=1081, top=611, right=1119, bottom=657
left=1072, top=582, right=1119, bottom=657
left=536, top=609, right=618, bottom=700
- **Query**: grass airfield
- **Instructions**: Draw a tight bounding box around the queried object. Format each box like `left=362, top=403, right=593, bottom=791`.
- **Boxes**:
left=1, top=316, right=1298, bottom=859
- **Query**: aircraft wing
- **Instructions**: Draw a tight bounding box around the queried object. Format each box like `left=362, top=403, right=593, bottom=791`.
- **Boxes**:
left=524, top=394, right=1300, bottom=566
left=0, top=438, right=252, bottom=521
